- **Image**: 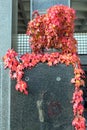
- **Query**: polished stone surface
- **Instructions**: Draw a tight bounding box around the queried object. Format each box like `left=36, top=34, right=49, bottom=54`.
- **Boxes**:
left=11, top=64, right=74, bottom=130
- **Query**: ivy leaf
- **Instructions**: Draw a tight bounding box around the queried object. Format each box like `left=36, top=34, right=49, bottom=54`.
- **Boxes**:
left=15, top=80, right=28, bottom=95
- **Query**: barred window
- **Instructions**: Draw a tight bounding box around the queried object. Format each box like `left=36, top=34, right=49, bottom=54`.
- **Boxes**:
left=17, top=33, right=87, bottom=55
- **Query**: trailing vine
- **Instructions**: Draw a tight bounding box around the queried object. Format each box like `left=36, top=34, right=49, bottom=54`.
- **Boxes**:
left=3, top=5, right=86, bottom=130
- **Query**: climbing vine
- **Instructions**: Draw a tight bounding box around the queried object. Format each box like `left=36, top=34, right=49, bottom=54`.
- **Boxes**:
left=3, top=5, right=86, bottom=130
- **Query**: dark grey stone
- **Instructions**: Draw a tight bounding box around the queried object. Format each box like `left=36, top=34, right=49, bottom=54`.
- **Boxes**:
left=79, top=55, right=87, bottom=65
left=11, top=63, right=74, bottom=130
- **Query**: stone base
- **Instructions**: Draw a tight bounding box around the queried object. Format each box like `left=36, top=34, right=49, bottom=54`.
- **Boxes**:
left=11, top=63, right=74, bottom=130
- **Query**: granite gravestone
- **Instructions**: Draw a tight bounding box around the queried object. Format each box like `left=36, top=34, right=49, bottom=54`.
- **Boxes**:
left=11, top=64, right=74, bottom=130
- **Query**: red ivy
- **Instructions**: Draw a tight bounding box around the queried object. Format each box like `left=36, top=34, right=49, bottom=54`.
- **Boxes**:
left=72, top=116, right=86, bottom=130
left=3, top=49, right=86, bottom=130
left=26, top=5, right=77, bottom=53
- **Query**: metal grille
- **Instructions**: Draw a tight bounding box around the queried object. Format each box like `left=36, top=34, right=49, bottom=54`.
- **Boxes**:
left=74, top=33, right=87, bottom=54
left=17, top=33, right=87, bottom=55
left=17, top=34, right=31, bottom=55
